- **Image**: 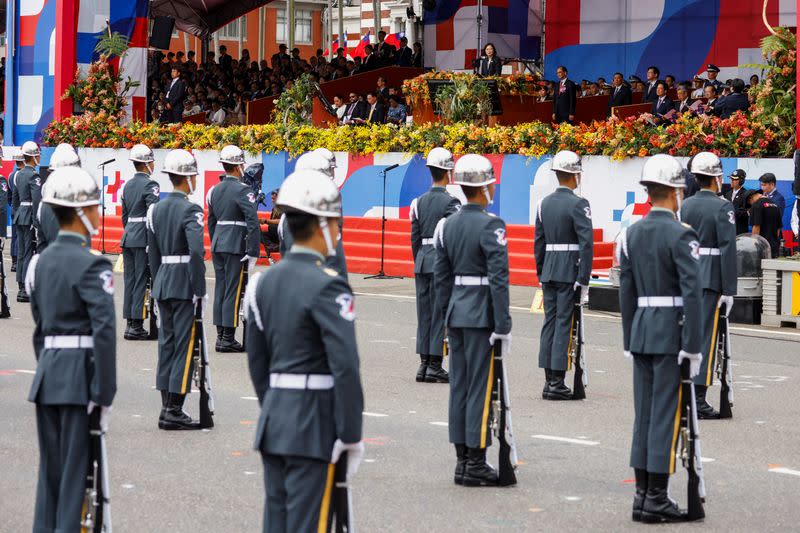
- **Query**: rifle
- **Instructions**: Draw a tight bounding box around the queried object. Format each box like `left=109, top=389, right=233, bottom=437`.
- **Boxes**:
left=679, top=360, right=706, bottom=522
left=80, top=409, right=112, bottom=533
left=0, top=239, right=10, bottom=318
left=570, top=291, right=588, bottom=400
left=716, top=314, right=733, bottom=419
left=491, top=341, right=518, bottom=486
left=238, top=266, right=249, bottom=351
left=145, top=264, right=158, bottom=340
left=192, top=301, right=215, bottom=429
left=331, top=453, right=354, bottom=532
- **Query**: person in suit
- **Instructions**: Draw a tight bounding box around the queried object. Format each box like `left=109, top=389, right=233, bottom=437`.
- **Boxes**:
left=245, top=169, right=364, bottom=533
left=476, top=43, right=502, bottom=77
left=759, top=172, right=786, bottom=217
left=341, top=92, right=368, bottom=125
left=673, top=83, right=694, bottom=114
left=411, top=42, right=423, bottom=68
left=363, top=91, right=385, bottom=124
left=218, top=44, right=233, bottom=75
left=362, top=45, right=379, bottom=71
left=552, top=65, right=577, bottom=124
left=396, top=36, right=413, bottom=67
left=702, top=85, right=720, bottom=116
left=725, top=169, right=751, bottom=234
left=607, top=72, right=632, bottom=116
left=650, top=81, right=673, bottom=124
left=717, top=78, right=750, bottom=119
left=163, top=67, right=187, bottom=123
left=534, top=151, right=594, bottom=400
left=376, top=76, right=390, bottom=101
left=644, top=66, right=661, bottom=103
left=375, top=31, right=396, bottom=67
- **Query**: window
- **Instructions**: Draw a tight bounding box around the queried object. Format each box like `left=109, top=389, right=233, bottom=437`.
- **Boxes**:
left=276, top=9, right=313, bottom=44
left=218, top=18, right=247, bottom=40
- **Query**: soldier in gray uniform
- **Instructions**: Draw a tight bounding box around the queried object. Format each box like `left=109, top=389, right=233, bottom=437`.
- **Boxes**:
left=534, top=150, right=594, bottom=400
left=27, top=166, right=117, bottom=533
left=207, top=145, right=261, bottom=352
left=9, top=151, right=26, bottom=272
left=435, top=154, right=512, bottom=487
left=121, top=144, right=161, bottom=340
left=618, top=154, right=703, bottom=523
left=410, top=147, right=460, bottom=383
left=37, top=145, right=81, bottom=252
left=147, top=149, right=207, bottom=430
left=681, top=152, right=737, bottom=419
left=245, top=169, right=364, bottom=532
left=12, top=141, right=43, bottom=302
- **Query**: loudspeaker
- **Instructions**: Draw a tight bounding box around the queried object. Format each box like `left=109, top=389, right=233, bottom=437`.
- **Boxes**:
left=149, top=16, right=175, bottom=50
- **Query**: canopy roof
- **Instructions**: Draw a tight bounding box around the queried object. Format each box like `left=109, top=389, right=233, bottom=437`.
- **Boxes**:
left=149, top=0, right=275, bottom=38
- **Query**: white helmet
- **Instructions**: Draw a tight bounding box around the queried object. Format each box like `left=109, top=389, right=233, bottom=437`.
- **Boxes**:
left=295, top=152, right=334, bottom=178
left=551, top=150, right=582, bottom=173
left=54, top=143, right=76, bottom=154
left=49, top=149, right=81, bottom=169
left=453, top=154, right=495, bottom=186
left=129, top=143, right=155, bottom=163
left=640, top=154, right=685, bottom=188
left=22, top=141, right=41, bottom=157
left=688, top=151, right=723, bottom=177
left=42, top=167, right=100, bottom=207
left=219, top=144, right=246, bottom=165
left=163, top=149, right=198, bottom=176
left=276, top=170, right=342, bottom=217
left=426, top=147, right=454, bottom=170
left=312, top=148, right=337, bottom=169
left=13, top=150, right=25, bottom=162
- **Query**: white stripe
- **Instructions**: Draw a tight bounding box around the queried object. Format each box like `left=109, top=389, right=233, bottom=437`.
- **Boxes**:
left=127, top=217, right=146, bottom=223
left=532, top=435, right=600, bottom=446
left=15, top=369, right=36, bottom=375
left=637, top=296, right=683, bottom=307
left=240, top=396, right=259, bottom=401
left=546, top=244, right=580, bottom=251
left=429, top=421, right=449, bottom=427
left=217, top=220, right=248, bottom=227
left=769, top=467, right=800, bottom=477
left=161, top=255, right=191, bottom=264
left=363, top=411, right=389, bottom=417
left=421, top=238, right=435, bottom=245
left=44, top=335, right=94, bottom=349
left=698, top=247, right=720, bottom=256
left=454, top=275, right=488, bottom=286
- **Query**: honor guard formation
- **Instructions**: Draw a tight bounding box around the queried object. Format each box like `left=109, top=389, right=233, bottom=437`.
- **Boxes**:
left=3, top=139, right=785, bottom=532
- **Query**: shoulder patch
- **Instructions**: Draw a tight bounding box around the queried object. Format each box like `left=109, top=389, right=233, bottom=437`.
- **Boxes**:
left=246, top=192, right=256, bottom=204
left=688, top=240, right=701, bottom=261
left=335, top=293, right=356, bottom=321
left=194, top=211, right=204, bottom=227
left=152, top=184, right=161, bottom=197
left=494, top=227, right=508, bottom=246
left=323, top=267, right=338, bottom=277
left=99, top=270, right=115, bottom=295
left=727, top=210, right=735, bottom=225
left=583, top=205, right=592, bottom=219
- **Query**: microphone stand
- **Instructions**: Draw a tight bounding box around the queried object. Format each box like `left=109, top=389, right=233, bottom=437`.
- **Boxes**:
left=365, top=165, right=401, bottom=280
left=97, top=159, right=115, bottom=254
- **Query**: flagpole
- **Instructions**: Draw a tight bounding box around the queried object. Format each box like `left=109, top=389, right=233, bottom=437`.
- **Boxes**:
left=476, top=0, right=483, bottom=57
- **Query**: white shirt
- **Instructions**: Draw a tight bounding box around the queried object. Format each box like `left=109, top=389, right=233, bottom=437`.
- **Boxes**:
left=210, top=108, right=226, bottom=125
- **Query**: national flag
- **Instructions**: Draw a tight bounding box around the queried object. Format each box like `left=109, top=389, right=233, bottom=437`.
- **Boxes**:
left=323, top=39, right=347, bottom=56
left=384, top=32, right=405, bottom=48
left=351, top=31, right=372, bottom=59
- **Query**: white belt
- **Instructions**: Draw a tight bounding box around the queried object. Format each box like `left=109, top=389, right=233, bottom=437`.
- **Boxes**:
left=455, top=275, right=489, bottom=286
left=20, top=201, right=32, bottom=206
left=422, top=238, right=435, bottom=245
left=128, top=217, right=146, bottom=223
left=269, top=373, right=334, bottom=390
left=162, top=255, right=191, bottom=264
left=637, top=296, right=684, bottom=307
left=217, top=220, right=247, bottom=227
left=546, top=244, right=580, bottom=251
left=44, top=335, right=94, bottom=349
left=698, top=247, right=720, bottom=256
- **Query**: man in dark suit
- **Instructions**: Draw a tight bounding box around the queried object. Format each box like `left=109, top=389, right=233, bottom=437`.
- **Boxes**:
left=717, top=78, right=750, bottom=119
left=644, top=66, right=661, bottom=103
left=673, top=84, right=694, bottom=114
left=362, top=45, right=379, bottom=71
left=218, top=44, right=232, bottom=75
left=359, top=91, right=384, bottom=124
left=395, top=37, right=413, bottom=67
left=607, top=72, right=632, bottom=116
left=162, top=67, right=186, bottom=123
left=342, top=92, right=368, bottom=125
left=725, top=169, right=750, bottom=234
left=374, top=31, right=396, bottom=67
left=552, top=65, right=577, bottom=124
left=651, top=81, right=672, bottom=119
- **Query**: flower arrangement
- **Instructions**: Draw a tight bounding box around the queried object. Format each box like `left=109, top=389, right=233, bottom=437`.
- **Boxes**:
left=402, top=71, right=539, bottom=107
left=434, top=77, right=493, bottom=123
left=272, top=73, right=316, bottom=126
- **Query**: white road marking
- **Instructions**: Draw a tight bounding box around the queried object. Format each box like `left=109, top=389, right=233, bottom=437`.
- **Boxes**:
left=532, top=435, right=599, bottom=446
left=15, top=369, right=35, bottom=374
left=700, top=457, right=715, bottom=463
left=430, top=421, right=449, bottom=427
left=756, top=420, right=766, bottom=425
left=769, top=467, right=800, bottom=477
left=363, top=411, right=389, bottom=417
left=241, top=396, right=258, bottom=401
left=370, top=340, right=401, bottom=344
left=141, top=368, right=152, bottom=371
left=408, top=410, right=417, bottom=414
left=244, top=471, right=256, bottom=475
left=132, top=414, right=142, bottom=418
left=354, top=291, right=415, bottom=301
left=364, top=459, right=376, bottom=463
left=565, top=496, right=582, bottom=501
left=121, top=484, right=135, bottom=489
left=593, top=370, right=606, bottom=373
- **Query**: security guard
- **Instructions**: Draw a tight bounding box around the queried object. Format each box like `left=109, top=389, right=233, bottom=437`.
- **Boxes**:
left=27, top=166, right=116, bottom=533
left=147, top=149, right=207, bottom=430
left=12, top=141, right=43, bottom=302
left=705, top=64, right=723, bottom=92
left=207, top=145, right=260, bottom=352
left=0, top=150, right=8, bottom=308
left=9, top=151, right=26, bottom=272
left=534, top=150, right=594, bottom=400
left=618, top=154, right=703, bottom=523
left=410, top=147, right=460, bottom=383
left=36, top=145, right=81, bottom=252
left=434, top=154, right=511, bottom=487
left=244, top=169, right=364, bottom=532
left=121, top=144, right=161, bottom=340
left=681, top=152, right=737, bottom=419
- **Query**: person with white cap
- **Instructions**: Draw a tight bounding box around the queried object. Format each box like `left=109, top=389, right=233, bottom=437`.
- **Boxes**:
left=681, top=151, right=737, bottom=419
left=410, top=147, right=460, bottom=383
left=434, top=154, right=511, bottom=487
left=618, top=154, right=703, bottom=523
left=120, top=144, right=161, bottom=341
left=244, top=169, right=364, bottom=532
left=146, top=149, right=207, bottom=430
left=26, top=166, right=117, bottom=533
left=534, top=150, right=594, bottom=400
left=9, top=150, right=26, bottom=272
left=207, top=144, right=261, bottom=352
left=36, top=144, right=80, bottom=252
left=12, top=141, right=42, bottom=301
left=0, top=147, right=8, bottom=317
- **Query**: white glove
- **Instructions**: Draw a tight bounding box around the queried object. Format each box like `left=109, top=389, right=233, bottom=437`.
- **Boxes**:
left=718, top=295, right=734, bottom=317
left=624, top=350, right=633, bottom=360
left=331, top=439, right=365, bottom=479
left=87, top=401, right=111, bottom=432
left=193, top=294, right=207, bottom=317
left=241, top=254, right=258, bottom=273
left=489, top=332, right=512, bottom=358
left=574, top=282, right=589, bottom=305
left=678, top=350, right=703, bottom=378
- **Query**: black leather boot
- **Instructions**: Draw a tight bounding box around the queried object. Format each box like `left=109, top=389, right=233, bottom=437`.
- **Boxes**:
left=416, top=355, right=429, bottom=382
left=125, top=319, right=149, bottom=340
left=124, top=319, right=132, bottom=337
left=695, top=385, right=720, bottom=419
left=545, top=370, right=572, bottom=400
left=632, top=468, right=648, bottom=522
left=159, top=390, right=168, bottom=422
left=542, top=369, right=552, bottom=399
left=425, top=355, right=449, bottom=383
left=159, top=393, right=201, bottom=430
left=17, top=283, right=29, bottom=303
left=10, top=258, right=17, bottom=272
left=217, top=327, right=244, bottom=353
left=463, top=447, right=498, bottom=487
left=215, top=326, right=224, bottom=351
left=454, top=444, right=467, bottom=485
left=641, top=473, right=686, bottom=523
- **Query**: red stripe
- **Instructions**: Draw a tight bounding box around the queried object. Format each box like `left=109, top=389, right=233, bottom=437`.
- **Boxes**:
left=544, top=0, right=581, bottom=54
left=436, top=17, right=455, bottom=51
left=19, top=15, right=40, bottom=47
left=129, top=17, right=149, bottom=47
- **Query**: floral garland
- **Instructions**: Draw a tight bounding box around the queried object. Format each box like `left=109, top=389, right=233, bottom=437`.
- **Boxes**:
left=402, top=71, right=539, bottom=107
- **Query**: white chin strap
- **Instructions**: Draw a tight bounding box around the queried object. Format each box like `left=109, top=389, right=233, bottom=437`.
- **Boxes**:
left=187, top=177, right=195, bottom=195
left=715, top=176, right=722, bottom=193
left=676, top=189, right=684, bottom=220
left=318, top=217, right=336, bottom=256
left=76, top=207, right=98, bottom=236
left=482, top=186, right=493, bottom=205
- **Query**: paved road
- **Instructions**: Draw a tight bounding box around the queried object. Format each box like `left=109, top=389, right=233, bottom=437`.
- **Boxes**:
left=1, top=261, right=799, bottom=532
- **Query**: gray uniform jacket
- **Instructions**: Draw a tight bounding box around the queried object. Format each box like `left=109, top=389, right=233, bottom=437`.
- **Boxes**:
left=12, top=166, right=41, bottom=227
left=207, top=176, right=261, bottom=257
left=534, top=187, right=594, bottom=286
left=619, top=208, right=703, bottom=355
left=278, top=214, right=349, bottom=278
left=121, top=173, right=160, bottom=248
left=246, top=250, right=364, bottom=462
left=679, top=190, right=737, bottom=295
left=147, top=191, right=206, bottom=300
left=28, top=232, right=117, bottom=406
left=434, top=203, right=512, bottom=334
left=36, top=204, right=59, bottom=250
left=411, top=186, right=460, bottom=274
left=0, top=176, right=7, bottom=235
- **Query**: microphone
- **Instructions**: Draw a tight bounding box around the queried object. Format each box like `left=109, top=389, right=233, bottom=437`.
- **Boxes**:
left=98, top=158, right=115, bottom=168
left=384, top=164, right=399, bottom=172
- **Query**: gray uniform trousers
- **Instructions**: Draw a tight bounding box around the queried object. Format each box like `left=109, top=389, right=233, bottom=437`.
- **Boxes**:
left=16, top=224, right=33, bottom=285
left=261, top=454, right=332, bottom=533
left=414, top=273, right=445, bottom=356
left=212, top=252, right=245, bottom=328
left=694, top=289, right=719, bottom=387
left=33, top=404, right=89, bottom=533
left=122, top=247, right=149, bottom=320
left=538, top=281, right=575, bottom=371
left=448, top=327, right=494, bottom=449
left=630, top=354, right=682, bottom=474
left=156, top=298, right=196, bottom=394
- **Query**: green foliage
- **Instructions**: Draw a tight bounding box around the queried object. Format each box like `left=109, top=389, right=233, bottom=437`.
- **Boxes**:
left=95, top=31, right=131, bottom=59
left=434, top=78, right=493, bottom=124
left=272, top=74, right=316, bottom=126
